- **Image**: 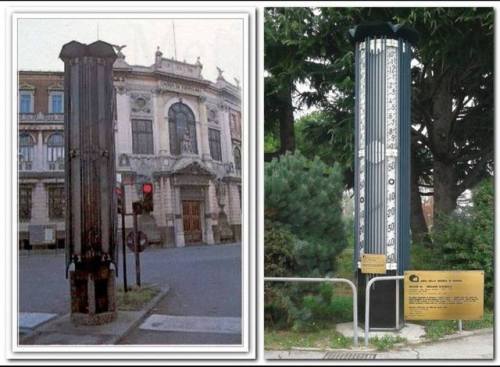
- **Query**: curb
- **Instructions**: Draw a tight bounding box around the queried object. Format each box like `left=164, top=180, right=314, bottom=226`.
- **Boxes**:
left=269, top=327, right=494, bottom=354
left=110, top=285, right=170, bottom=344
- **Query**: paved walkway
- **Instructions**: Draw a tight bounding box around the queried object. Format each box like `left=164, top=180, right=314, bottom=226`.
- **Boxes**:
left=265, top=329, right=494, bottom=360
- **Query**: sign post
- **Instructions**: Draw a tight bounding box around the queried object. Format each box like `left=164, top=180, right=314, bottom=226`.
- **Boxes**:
left=132, top=201, right=142, bottom=287
left=119, top=182, right=128, bottom=293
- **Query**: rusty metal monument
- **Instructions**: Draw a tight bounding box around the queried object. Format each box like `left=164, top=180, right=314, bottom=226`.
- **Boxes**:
left=60, top=40, right=118, bottom=325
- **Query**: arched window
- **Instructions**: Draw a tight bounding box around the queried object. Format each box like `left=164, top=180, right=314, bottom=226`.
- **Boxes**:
left=47, top=133, right=64, bottom=170
left=168, top=102, right=197, bottom=155
left=19, top=133, right=34, bottom=170
left=234, top=146, right=241, bottom=172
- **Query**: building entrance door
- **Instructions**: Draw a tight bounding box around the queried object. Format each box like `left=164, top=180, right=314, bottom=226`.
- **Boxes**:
left=182, top=200, right=202, bottom=245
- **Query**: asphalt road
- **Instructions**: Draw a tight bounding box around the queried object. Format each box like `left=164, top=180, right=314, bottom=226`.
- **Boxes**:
left=19, top=243, right=242, bottom=344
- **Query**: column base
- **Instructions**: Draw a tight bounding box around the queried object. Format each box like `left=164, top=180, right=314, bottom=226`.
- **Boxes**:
left=69, top=266, right=117, bottom=326
left=357, top=269, right=404, bottom=330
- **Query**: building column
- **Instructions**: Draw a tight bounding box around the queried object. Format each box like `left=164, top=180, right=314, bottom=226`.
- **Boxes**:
left=221, top=106, right=233, bottom=166
left=152, top=178, right=165, bottom=226
left=173, top=185, right=185, bottom=247
left=163, top=177, right=175, bottom=247
left=203, top=185, right=215, bottom=244
left=31, top=181, right=48, bottom=225
left=35, top=131, right=44, bottom=171
left=198, top=96, right=211, bottom=161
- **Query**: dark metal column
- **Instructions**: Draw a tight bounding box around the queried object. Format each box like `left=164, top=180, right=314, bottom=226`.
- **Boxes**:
left=60, top=40, right=118, bottom=325
left=350, top=22, right=418, bottom=329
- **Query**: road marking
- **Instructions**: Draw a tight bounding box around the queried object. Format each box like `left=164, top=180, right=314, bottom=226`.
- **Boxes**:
left=19, top=312, right=58, bottom=329
left=139, top=314, right=241, bottom=334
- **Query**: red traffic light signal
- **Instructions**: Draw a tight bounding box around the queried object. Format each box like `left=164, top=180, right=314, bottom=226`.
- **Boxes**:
left=142, top=183, right=153, bottom=212
left=143, top=183, right=153, bottom=194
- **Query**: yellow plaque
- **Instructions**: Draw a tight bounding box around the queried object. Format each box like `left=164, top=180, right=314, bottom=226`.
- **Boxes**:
left=361, top=254, right=386, bottom=274
left=404, top=271, right=484, bottom=320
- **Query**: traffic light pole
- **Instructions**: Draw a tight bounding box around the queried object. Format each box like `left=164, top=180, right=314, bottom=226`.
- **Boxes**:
left=133, top=209, right=141, bottom=287
left=121, top=183, right=128, bottom=293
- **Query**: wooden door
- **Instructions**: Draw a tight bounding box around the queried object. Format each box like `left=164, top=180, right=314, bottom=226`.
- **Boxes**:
left=182, top=200, right=202, bottom=244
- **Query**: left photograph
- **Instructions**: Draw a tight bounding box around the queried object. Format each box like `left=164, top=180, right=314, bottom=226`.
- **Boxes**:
left=14, top=12, right=249, bottom=350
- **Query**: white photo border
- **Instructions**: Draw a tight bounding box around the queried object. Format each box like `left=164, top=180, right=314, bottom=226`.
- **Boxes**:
left=8, top=4, right=255, bottom=360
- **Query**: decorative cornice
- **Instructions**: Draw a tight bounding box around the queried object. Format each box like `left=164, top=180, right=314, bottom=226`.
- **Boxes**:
left=349, top=21, right=419, bottom=45
left=19, top=171, right=65, bottom=179
left=19, top=82, right=36, bottom=91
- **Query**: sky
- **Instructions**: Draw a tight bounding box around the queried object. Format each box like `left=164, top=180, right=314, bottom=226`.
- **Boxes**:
left=17, top=18, right=243, bottom=84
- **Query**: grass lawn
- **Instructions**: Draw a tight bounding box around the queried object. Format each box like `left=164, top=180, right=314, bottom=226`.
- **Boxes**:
left=265, top=327, right=352, bottom=350
left=116, top=284, right=160, bottom=311
left=418, top=310, right=493, bottom=341
left=264, top=328, right=408, bottom=351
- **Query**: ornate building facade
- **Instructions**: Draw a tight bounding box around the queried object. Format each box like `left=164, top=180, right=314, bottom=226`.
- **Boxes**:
left=18, top=47, right=242, bottom=249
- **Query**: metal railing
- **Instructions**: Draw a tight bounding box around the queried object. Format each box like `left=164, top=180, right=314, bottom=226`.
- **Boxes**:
left=264, top=276, right=358, bottom=347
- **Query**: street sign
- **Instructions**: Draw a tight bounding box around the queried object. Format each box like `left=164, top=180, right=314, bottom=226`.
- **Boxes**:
left=404, top=270, right=484, bottom=320
left=361, top=254, right=387, bottom=274
left=126, top=231, right=149, bottom=253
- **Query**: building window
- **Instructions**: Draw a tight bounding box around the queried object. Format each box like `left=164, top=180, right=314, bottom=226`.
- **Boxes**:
left=49, top=92, right=64, bottom=113
left=132, top=119, right=154, bottom=154
left=208, top=128, right=222, bottom=162
left=234, top=146, right=241, bottom=172
left=207, top=108, right=218, bottom=124
left=47, top=133, right=64, bottom=170
left=20, top=93, right=33, bottom=113
left=19, top=186, right=32, bottom=221
left=19, top=133, right=34, bottom=170
left=48, top=185, right=65, bottom=219
left=168, top=102, right=198, bottom=155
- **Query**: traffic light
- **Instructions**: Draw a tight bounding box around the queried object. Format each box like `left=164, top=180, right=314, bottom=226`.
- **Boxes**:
left=115, top=186, right=123, bottom=214
left=132, top=201, right=143, bottom=215
left=142, top=182, right=153, bottom=213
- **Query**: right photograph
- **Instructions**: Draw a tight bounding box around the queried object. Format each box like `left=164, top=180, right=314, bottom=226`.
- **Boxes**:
left=264, top=7, right=494, bottom=361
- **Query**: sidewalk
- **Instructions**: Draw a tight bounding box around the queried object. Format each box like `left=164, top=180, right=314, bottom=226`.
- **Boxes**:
left=265, top=329, right=494, bottom=360
left=19, top=286, right=169, bottom=346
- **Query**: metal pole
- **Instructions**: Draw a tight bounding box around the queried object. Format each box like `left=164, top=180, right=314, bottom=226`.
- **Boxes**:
left=458, top=320, right=463, bottom=332
left=364, top=279, right=371, bottom=347
left=264, top=277, right=358, bottom=347
left=133, top=211, right=141, bottom=287
left=395, top=278, right=400, bottom=330
left=121, top=183, right=128, bottom=293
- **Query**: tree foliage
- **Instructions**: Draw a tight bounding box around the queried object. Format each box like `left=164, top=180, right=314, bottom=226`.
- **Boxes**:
left=264, top=153, right=349, bottom=330
left=416, top=179, right=494, bottom=307
left=265, top=152, right=346, bottom=276
left=264, top=7, right=494, bottom=241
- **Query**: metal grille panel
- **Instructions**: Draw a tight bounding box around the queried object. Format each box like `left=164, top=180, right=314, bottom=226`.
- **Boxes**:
left=324, top=351, right=377, bottom=360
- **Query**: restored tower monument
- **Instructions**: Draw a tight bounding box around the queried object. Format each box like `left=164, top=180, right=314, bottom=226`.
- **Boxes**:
left=60, top=41, right=118, bottom=325
left=350, top=22, right=418, bottom=329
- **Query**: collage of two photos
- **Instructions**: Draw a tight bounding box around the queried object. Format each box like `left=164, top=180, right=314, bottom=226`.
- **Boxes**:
left=13, top=9, right=252, bottom=357
left=8, top=3, right=495, bottom=363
